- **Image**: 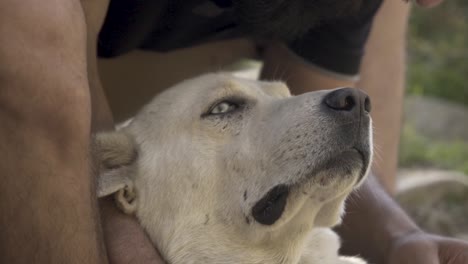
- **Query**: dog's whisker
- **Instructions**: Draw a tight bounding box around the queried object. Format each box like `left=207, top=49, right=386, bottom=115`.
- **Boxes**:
left=371, top=144, right=384, bottom=164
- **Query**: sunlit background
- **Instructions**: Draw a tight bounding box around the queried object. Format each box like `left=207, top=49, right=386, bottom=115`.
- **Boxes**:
left=401, top=0, right=468, bottom=172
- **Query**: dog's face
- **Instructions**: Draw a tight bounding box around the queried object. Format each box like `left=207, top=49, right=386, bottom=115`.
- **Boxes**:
left=97, top=73, right=372, bottom=263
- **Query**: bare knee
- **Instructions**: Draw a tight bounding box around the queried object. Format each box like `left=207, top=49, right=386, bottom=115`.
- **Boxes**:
left=0, top=0, right=92, bottom=147
left=0, top=0, right=87, bottom=76
left=0, top=89, right=91, bottom=156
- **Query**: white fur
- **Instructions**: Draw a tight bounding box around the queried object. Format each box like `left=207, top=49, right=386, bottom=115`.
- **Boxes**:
left=96, top=73, right=372, bottom=264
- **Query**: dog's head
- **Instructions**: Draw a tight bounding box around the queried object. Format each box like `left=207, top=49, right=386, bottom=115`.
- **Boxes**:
left=96, top=73, right=373, bottom=263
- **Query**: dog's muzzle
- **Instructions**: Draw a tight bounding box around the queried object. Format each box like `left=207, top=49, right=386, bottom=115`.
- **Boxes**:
left=251, top=88, right=372, bottom=226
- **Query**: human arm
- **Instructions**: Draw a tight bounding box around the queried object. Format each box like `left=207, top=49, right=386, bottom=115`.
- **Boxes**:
left=337, top=175, right=468, bottom=263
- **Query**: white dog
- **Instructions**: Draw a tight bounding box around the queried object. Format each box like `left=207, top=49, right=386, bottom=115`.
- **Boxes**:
left=96, top=73, right=373, bottom=264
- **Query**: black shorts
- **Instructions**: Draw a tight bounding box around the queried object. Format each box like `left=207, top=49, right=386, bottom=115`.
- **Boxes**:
left=98, top=0, right=382, bottom=76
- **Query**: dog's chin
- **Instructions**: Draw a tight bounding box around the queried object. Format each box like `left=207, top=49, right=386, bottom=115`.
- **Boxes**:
left=309, top=147, right=370, bottom=188
left=251, top=148, right=370, bottom=226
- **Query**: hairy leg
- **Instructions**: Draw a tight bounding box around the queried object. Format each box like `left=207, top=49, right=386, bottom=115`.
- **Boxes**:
left=0, top=1, right=105, bottom=262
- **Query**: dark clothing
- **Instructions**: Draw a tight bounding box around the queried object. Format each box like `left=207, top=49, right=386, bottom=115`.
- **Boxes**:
left=98, top=0, right=383, bottom=76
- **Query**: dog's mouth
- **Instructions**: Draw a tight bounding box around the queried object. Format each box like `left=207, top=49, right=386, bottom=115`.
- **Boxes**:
left=251, top=185, right=289, bottom=225
left=352, top=147, right=371, bottom=184
left=313, top=146, right=370, bottom=185
left=251, top=146, right=370, bottom=226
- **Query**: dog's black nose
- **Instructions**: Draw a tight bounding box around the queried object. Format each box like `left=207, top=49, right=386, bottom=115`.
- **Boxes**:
left=323, top=88, right=371, bottom=114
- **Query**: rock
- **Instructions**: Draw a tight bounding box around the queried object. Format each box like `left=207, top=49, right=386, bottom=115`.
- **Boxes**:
left=397, top=169, right=468, bottom=240
left=404, top=96, right=468, bottom=142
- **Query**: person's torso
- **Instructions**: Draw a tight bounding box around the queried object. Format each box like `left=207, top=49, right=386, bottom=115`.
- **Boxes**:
left=98, top=0, right=243, bottom=57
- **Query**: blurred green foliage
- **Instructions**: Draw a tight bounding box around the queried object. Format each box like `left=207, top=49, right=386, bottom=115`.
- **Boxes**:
left=399, top=125, right=468, bottom=175
left=401, top=1, right=468, bottom=172
left=407, top=0, right=468, bottom=105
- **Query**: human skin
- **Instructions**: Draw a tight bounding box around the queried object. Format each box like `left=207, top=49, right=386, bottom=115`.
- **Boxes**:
left=0, top=0, right=158, bottom=263
left=1, top=0, right=466, bottom=263
left=0, top=0, right=105, bottom=262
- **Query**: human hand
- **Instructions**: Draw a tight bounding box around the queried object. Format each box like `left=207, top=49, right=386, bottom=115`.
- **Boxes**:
left=100, top=198, right=166, bottom=264
left=388, top=231, right=468, bottom=264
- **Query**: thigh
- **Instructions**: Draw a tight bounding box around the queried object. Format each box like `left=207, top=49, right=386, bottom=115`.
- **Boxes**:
left=98, top=38, right=258, bottom=122
left=0, top=1, right=106, bottom=262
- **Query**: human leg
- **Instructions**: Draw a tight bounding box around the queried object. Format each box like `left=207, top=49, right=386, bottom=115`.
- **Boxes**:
left=0, top=1, right=105, bottom=262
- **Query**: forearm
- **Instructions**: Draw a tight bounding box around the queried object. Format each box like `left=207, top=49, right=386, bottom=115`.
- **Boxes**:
left=335, top=175, right=420, bottom=262
left=356, top=0, right=410, bottom=191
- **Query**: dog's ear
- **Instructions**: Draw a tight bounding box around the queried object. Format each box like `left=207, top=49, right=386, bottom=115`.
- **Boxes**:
left=94, top=132, right=138, bottom=214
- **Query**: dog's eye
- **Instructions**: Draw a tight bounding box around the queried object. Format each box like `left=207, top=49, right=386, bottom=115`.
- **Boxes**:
left=210, top=101, right=238, bottom=115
